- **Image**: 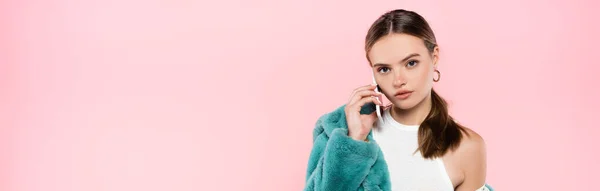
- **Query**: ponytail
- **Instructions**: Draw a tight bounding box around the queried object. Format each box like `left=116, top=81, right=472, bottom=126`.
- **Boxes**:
left=417, top=89, right=465, bottom=159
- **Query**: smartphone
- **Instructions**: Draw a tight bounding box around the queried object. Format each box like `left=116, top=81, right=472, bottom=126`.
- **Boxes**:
left=372, top=74, right=385, bottom=125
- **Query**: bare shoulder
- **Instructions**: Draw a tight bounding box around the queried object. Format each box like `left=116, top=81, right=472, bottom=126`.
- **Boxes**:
left=454, top=127, right=487, bottom=190
left=453, top=127, right=486, bottom=166
left=457, top=127, right=486, bottom=155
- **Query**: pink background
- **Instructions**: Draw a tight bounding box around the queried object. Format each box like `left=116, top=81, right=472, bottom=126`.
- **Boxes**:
left=2, top=0, right=599, bottom=190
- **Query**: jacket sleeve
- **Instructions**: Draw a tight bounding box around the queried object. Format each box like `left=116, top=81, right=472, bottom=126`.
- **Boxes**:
left=303, top=116, right=380, bottom=191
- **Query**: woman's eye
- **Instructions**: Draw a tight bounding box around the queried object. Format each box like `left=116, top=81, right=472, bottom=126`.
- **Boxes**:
left=407, top=60, right=419, bottom=67
left=378, top=67, right=390, bottom=73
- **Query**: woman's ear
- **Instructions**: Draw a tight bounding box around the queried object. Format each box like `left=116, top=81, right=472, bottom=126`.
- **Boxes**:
left=432, top=46, right=440, bottom=69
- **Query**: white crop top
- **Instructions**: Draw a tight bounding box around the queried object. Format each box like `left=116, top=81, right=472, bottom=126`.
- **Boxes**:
left=372, top=108, right=454, bottom=191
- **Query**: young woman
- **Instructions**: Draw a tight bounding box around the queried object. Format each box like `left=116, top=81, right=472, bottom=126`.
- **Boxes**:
left=304, top=9, right=492, bottom=191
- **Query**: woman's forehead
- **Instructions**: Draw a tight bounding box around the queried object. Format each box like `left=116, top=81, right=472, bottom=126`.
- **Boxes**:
left=369, top=34, right=428, bottom=63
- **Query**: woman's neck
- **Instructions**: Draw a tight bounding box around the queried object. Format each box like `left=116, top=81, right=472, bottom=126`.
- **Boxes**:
left=390, top=93, right=432, bottom=126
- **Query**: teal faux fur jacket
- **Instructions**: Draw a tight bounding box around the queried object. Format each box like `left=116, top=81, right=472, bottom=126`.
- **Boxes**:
left=303, top=103, right=494, bottom=191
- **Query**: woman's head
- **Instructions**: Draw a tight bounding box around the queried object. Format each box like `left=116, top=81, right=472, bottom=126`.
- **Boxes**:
left=365, top=9, right=464, bottom=159
left=365, top=9, right=439, bottom=110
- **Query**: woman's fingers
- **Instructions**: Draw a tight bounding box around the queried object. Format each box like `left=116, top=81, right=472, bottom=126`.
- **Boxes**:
left=349, top=89, right=383, bottom=107
left=349, top=96, right=382, bottom=112
left=348, top=84, right=377, bottom=102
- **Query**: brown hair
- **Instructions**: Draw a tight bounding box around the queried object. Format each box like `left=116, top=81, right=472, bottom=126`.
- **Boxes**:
left=365, top=9, right=466, bottom=159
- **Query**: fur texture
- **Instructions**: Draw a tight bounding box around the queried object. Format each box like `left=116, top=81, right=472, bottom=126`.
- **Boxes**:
left=303, top=103, right=494, bottom=191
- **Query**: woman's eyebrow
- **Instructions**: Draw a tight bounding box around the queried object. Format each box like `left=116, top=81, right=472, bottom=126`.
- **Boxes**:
left=373, top=53, right=420, bottom=67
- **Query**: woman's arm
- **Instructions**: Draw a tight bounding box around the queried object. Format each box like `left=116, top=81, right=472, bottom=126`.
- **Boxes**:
left=303, top=117, right=380, bottom=191
left=455, top=129, right=487, bottom=191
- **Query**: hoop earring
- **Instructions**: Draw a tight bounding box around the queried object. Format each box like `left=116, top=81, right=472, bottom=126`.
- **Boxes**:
left=433, top=69, right=441, bottom=82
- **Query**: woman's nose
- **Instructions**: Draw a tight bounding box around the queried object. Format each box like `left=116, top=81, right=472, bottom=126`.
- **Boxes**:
left=392, top=70, right=407, bottom=87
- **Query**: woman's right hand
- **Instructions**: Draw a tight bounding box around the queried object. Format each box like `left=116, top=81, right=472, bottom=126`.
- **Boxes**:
left=344, top=84, right=384, bottom=142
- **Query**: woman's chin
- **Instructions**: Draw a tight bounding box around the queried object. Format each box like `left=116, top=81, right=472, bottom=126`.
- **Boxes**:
left=391, top=100, right=417, bottom=110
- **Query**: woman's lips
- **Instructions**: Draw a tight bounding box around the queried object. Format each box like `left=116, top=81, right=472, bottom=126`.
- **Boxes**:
left=394, top=91, right=413, bottom=100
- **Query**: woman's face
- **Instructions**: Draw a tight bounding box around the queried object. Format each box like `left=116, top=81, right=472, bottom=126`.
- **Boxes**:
left=368, top=33, right=439, bottom=110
